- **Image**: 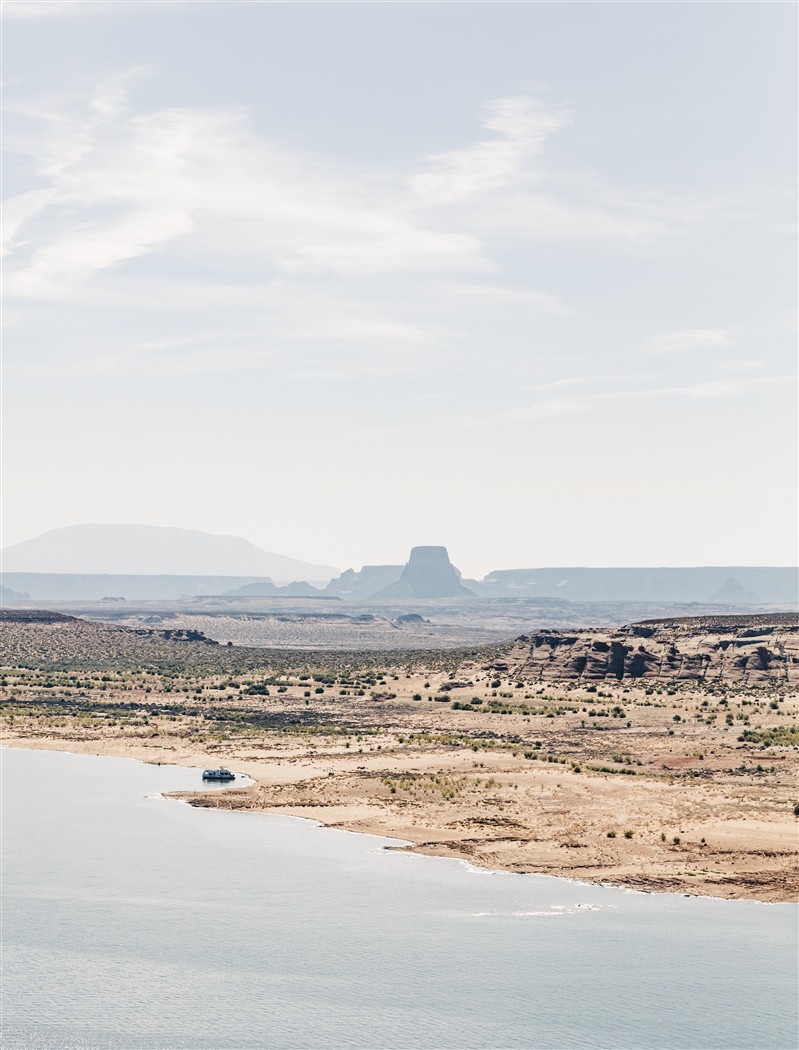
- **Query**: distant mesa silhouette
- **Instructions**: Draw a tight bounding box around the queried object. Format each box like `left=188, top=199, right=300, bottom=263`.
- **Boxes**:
left=707, top=576, right=759, bottom=604
left=373, top=546, right=473, bottom=599
left=0, top=584, right=30, bottom=603
left=324, top=565, right=404, bottom=600
left=0, top=524, right=338, bottom=583
left=226, top=580, right=325, bottom=598
left=2, top=525, right=796, bottom=605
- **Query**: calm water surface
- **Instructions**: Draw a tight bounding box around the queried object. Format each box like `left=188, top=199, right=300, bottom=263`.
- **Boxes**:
left=3, top=747, right=797, bottom=1050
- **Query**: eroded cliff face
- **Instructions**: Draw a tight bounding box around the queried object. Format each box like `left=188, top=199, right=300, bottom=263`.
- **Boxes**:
left=495, top=615, right=799, bottom=687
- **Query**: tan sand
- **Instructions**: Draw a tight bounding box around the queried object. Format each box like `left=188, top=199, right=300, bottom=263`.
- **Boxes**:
left=2, top=613, right=796, bottom=901
left=5, top=689, right=797, bottom=902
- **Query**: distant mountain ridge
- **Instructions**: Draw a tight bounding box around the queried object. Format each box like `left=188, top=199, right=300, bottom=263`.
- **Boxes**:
left=1, top=525, right=338, bottom=582
left=1, top=528, right=796, bottom=605
left=472, top=567, right=798, bottom=604
left=0, top=574, right=285, bottom=602
left=319, top=560, right=796, bottom=605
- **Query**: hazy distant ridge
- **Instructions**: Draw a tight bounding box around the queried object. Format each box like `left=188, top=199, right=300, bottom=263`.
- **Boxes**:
left=1, top=527, right=796, bottom=605
left=0, top=574, right=283, bottom=603
left=472, top=566, right=798, bottom=604
left=1, top=525, right=338, bottom=582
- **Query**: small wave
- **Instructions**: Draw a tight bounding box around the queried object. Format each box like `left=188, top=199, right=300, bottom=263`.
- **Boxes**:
left=472, top=910, right=565, bottom=918
left=472, top=903, right=613, bottom=918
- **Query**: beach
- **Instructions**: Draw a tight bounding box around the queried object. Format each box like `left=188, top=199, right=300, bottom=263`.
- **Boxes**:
left=2, top=611, right=797, bottom=902
left=5, top=681, right=796, bottom=901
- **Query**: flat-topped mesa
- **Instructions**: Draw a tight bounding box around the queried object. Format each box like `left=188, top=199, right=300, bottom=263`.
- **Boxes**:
left=374, top=546, right=473, bottom=600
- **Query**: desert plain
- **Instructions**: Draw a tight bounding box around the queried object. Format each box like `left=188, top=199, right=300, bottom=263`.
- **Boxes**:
left=2, top=609, right=797, bottom=902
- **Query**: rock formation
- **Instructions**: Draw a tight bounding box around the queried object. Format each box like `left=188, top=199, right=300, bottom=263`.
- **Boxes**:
left=493, top=614, right=799, bottom=686
left=324, top=565, right=403, bottom=600
left=373, top=546, right=473, bottom=600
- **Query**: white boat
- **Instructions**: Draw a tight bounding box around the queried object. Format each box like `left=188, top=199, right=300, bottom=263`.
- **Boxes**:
left=202, top=767, right=236, bottom=781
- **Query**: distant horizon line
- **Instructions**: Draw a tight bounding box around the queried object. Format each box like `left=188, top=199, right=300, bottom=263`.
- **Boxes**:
left=2, top=526, right=795, bottom=579
left=2, top=566, right=797, bottom=578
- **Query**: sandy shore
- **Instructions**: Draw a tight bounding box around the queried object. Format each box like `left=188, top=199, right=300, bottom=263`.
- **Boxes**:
left=2, top=612, right=796, bottom=902
left=5, top=715, right=796, bottom=902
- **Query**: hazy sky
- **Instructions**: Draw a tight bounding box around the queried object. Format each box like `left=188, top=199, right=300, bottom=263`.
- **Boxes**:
left=3, top=1, right=796, bottom=578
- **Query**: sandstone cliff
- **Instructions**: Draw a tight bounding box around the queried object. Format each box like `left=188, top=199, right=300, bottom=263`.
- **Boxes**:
left=495, top=614, right=799, bottom=687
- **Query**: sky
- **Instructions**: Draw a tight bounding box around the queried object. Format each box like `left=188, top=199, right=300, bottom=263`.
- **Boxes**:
left=3, top=0, right=796, bottom=578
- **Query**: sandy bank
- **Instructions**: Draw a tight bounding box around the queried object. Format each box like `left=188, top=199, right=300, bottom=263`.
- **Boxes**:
left=5, top=732, right=796, bottom=903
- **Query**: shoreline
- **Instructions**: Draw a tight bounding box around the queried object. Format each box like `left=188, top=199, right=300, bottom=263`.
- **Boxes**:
left=2, top=611, right=796, bottom=906
left=5, top=737, right=797, bottom=903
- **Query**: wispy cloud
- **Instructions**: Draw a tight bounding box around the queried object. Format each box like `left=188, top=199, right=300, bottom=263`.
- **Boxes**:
left=1, top=1, right=100, bottom=17
left=645, top=328, right=731, bottom=355
left=437, top=280, right=570, bottom=314
left=3, top=76, right=756, bottom=385
left=504, top=397, right=588, bottom=421
left=5, top=88, right=489, bottom=300
left=1, top=0, right=180, bottom=17
left=409, top=96, right=679, bottom=244
left=501, top=373, right=795, bottom=423
left=5, top=80, right=696, bottom=306
left=409, top=97, right=570, bottom=202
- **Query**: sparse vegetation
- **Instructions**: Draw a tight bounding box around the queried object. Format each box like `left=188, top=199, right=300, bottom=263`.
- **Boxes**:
left=1, top=610, right=797, bottom=901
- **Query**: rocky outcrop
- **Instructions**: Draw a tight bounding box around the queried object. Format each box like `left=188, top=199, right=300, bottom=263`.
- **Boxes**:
left=132, top=627, right=218, bottom=645
left=0, top=609, right=76, bottom=624
left=373, top=547, right=473, bottom=600
left=497, top=614, right=799, bottom=687
left=324, top=565, right=403, bottom=600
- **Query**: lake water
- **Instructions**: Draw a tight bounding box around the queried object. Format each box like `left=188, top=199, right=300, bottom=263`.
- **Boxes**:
left=3, top=747, right=797, bottom=1050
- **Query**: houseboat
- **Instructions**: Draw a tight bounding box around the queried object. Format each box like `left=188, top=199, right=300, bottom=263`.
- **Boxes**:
left=202, top=767, right=236, bottom=781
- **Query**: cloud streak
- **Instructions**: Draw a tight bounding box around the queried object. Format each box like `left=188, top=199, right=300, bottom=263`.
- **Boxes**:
left=409, top=97, right=570, bottom=201
left=502, top=374, right=795, bottom=423
left=1, top=1, right=180, bottom=17
left=5, top=74, right=785, bottom=415
left=5, top=79, right=696, bottom=311
left=645, top=328, right=731, bottom=355
left=5, top=86, right=491, bottom=301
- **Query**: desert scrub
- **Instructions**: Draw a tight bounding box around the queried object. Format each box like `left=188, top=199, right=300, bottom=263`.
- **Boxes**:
left=738, top=726, right=799, bottom=747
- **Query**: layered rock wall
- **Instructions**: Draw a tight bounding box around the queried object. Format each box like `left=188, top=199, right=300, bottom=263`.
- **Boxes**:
left=498, top=616, right=799, bottom=687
